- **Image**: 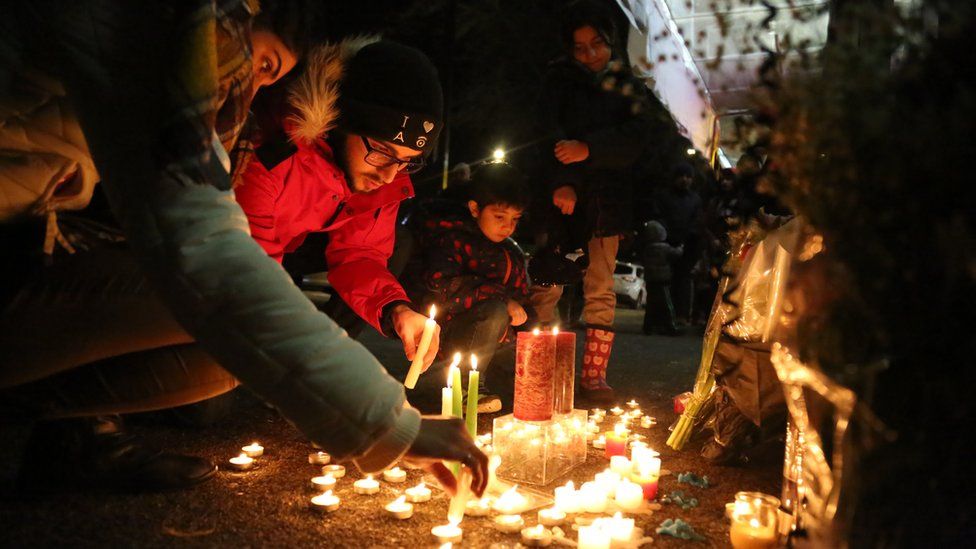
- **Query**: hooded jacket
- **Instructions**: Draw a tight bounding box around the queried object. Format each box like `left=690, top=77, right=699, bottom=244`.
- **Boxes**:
left=234, top=38, right=414, bottom=335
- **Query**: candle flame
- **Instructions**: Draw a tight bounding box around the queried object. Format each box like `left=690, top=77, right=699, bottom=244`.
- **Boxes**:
left=413, top=482, right=426, bottom=490
left=532, top=327, right=540, bottom=336
left=450, top=352, right=462, bottom=367
left=429, top=305, right=437, bottom=318
left=469, top=354, right=478, bottom=371
left=366, top=474, right=373, bottom=480
left=237, top=453, right=249, bottom=459
left=531, top=524, right=545, bottom=534
left=552, top=326, right=559, bottom=335
left=749, top=518, right=761, bottom=528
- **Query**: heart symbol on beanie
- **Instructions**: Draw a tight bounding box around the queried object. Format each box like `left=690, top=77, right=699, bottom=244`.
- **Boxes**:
left=423, top=121, right=435, bottom=133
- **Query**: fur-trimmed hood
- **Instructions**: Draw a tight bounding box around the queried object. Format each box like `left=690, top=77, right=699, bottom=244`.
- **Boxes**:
left=285, top=35, right=379, bottom=145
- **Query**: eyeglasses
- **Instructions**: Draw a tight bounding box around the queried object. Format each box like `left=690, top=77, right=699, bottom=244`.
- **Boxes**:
left=361, top=136, right=426, bottom=174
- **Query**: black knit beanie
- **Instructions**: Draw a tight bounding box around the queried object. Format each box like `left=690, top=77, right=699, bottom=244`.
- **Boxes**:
left=337, top=41, right=443, bottom=156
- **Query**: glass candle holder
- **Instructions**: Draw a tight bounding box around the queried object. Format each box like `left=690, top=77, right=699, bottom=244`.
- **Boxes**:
left=729, top=492, right=780, bottom=549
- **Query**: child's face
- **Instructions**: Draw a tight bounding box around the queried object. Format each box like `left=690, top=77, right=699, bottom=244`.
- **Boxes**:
left=468, top=201, right=523, bottom=243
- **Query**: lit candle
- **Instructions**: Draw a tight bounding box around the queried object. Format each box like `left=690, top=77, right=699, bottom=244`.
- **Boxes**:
left=592, top=434, right=606, bottom=449
left=609, top=455, right=631, bottom=476
left=641, top=416, right=655, bottom=429
left=442, top=354, right=460, bottom=416
left=382, top=466, right=406, bottom=483
left=591, top=408, right=606, bottom=418
left=404, top=305, right=438, bottom=389
left=464, top=497, right=492, bottom=517
left=384, top=495, right=414, bottom=520
left=626, top=399, right=639, bottom=409
left=493, top=514, right=525, bottom=534
left=447, top=467, right=473, bottom=524
left=578, top=523, right=611, bottom=549
left=405, top=482, right=432, bottom=503
left=729, top=492, right=781, bottom=549
left=630, top=457, right=661, bottom=500
left=431, top=521, right=463, bottom=544
left=614, top=479, right=644, bottom=511
left=477, top=433, right=493, bottom=446
left=310, top=473, right=336, bottom=492
left=610, top=406, right=624, bottom=416
left=353, top=474, right=380, bottom=495
left=493, top=484, right=528, bottom=514
left=227, top=453, right=254, bottom=471
left=606, top=512, right=636, bottom=542
left=579, top=482, right=609, bottom=513
left=310, top=490, right=341, bottom=513
left=520, top=524, right=553, bottom=547
left=241, top=442, right=264, bottom=458
left=594, top=469, right=621, bottom=497
left=554, top=481, right=581, bottom=514
left=308, top=451, right=331, bottom=465
left=538, top=507, right=566, bottom=527
left=465, top=354, right=479, bottom=437
left=631, top=445, right=659, bottom=467
left=321, top=464, right=346, bottom=478
left=730, top=517, right=778, bottom=549
left=451, top=360, right=464, bottom=419
left=604, top=424, right=628, bottom=458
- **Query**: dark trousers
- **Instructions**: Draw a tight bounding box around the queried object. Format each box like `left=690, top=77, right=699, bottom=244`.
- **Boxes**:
left=0, top=244, right=237, bottom=419
left=439, top=300, right=512, bottom=390
left=671, top=238, right=701, bottom=321
left=642, top=281, right=678, bottom=333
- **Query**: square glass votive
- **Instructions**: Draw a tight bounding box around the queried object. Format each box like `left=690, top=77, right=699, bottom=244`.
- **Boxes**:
left=492, top=410, right=587, bottom=485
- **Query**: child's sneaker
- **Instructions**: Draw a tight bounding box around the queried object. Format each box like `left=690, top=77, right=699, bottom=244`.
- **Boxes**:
left=477, top=394, right=502, bottom=413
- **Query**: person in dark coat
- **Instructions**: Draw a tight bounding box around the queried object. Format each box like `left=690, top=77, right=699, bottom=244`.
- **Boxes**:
left=410, top=162, right=532, bottom=412
left=640, top=220, right=683, bottom=335
left=529, top=0, right=667, bottom=402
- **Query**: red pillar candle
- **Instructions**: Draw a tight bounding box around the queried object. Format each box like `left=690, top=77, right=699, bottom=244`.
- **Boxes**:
left=631, top=472, right=660, bottom=500
left=604, top=424, right=629, bottom=459
left=514, top=329, right=557, bottom=421
left=552, top=328, right=576, bottom=415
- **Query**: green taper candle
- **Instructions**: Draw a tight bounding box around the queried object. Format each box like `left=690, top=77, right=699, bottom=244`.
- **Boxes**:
left=465, top=355, right=479, bottom=437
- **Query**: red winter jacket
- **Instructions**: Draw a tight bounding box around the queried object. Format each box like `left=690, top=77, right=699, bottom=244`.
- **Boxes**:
left=235, top=136, right=414, bottom=335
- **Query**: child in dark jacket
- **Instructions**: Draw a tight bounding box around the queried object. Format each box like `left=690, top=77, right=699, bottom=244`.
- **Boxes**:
left=640, top=220, right=683, bottom=335
left=413, top=163, right=532, bottom=412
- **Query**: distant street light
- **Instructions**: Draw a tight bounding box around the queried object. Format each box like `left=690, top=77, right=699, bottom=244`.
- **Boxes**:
left=686, top=148, right=696, bottom=156
left=492, top=148, right=506, bottom=162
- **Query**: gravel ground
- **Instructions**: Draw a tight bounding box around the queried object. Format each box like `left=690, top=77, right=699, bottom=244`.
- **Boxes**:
left=0, top=308, right=782, bottom=548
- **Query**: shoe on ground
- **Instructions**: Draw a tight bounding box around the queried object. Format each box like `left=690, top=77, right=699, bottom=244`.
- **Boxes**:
left=17, top=416, right=216, bottom=494
left=477, top=394, right=502, bottom=413
left=578, top=385, right=616, bottom=404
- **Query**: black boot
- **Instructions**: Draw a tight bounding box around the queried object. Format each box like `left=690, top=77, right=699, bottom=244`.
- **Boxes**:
left=17, top=415, right=216, bottom=494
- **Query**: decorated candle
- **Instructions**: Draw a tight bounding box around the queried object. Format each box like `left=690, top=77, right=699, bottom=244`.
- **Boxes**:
left=405, top=482, right=432, bottom=503
left=614, top=479, right=644, bottom=511
left=465, top=354, right=479, bottom=437
left=513, top=329, right=556, bottom=421
left=405, top=306, right=437, bottom=389
left=604, top=424, right=628, bottom=458
left=385, top=496, right=414, bottom=520
left=552, top=327, right=576, bottom=414
left=241, top=442, right=264, bottom=458
left=521, top=524, right=554, bottom=547
left=310, top=473, right=337, bottom=492
left=310, top=490, right=341, bottom=513
left=538, top=507, right=566, bottom=527
left=308, top=451, right=331, bottom=465
left=321, top=464, right=346, bottom=478
left=431, top=521, right=463, bottom=544
left=554, top=481, right=581, bottom=514
left=227, top=453, right=254, bottom=471
left=353, top=475, right=380, bottom=495
left=382, top=466, right=406, bottom=483
left=493, top=514, right=525, bottom=534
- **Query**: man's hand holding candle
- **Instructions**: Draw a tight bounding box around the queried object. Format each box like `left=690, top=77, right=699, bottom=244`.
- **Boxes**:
left=392, top=304, right=440, bottom=371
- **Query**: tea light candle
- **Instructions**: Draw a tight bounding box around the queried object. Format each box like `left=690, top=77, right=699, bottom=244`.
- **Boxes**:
left=579, top=482, right=609, bottom=513
left=629, top=433, right=646, bottom=443
left=493, top=514, right=525, bottom=533
left=310, top=473, right=337, bottom=492
left=227, top=453, right=254, bottom=471
left=610, top=455, right=632, bottom=476
left=610, top=406, right=625, bottom=416
left=614, top=479, right=644, bottom=511
left=478, top=433, right=493, bottom=445
left=578, top=523, right=611, bottom=549
left=493, top=485, right=528, bottom=514
left=431, top=522, right=463, bottom=544
left=241, top=442, right=264, bottom=458
left=308, top=451, right=331, bottom=465
left=353, top=474, right=380, bottom=495
left=629, top=408, right=644, bottom=418
left=729, top=492, right=781, bottom=549
left=382, top=466, right=407, bottom=483
left=592, top=434, right=606, bottom=449
left=606, top=512, right=636, bottom=542
left=730, top=517, right=778, bottom=549
left=384, top=496, right=414, bottom=520
left=604, top=425, right=628, bottom=458
left=554, top=481, right=581, bottom=514
left=464, top=497, right=492, bottom=517
left=321, top=464, right=346, bottom=478
left=591, top=408, right=606, bottom=418
left=405, top=482, right=432, bottom=503
left=310, top=490, right=341, bottom=513
left=640, top=416, right=656, bottom=429
left=538, top=507, right=566, bottom=527
left=521, top=524, right=553, bottom=547
left=594, top=469, right=621, bottom=497
left=626, top=399, right=639, bottom=409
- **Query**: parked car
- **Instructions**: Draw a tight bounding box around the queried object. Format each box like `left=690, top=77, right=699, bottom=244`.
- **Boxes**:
left=613, top=260, right=646, bottom=309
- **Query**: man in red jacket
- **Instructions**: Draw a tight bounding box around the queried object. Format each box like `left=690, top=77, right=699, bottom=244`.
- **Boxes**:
left=235, top=39, right=443, bottom=373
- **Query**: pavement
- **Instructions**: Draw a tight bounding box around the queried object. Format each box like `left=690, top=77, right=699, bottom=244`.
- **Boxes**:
left=0, top=308, right=782, bottom=548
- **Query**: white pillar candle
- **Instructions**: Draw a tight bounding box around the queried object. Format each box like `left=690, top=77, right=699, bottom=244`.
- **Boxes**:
left=609, top=456, right=632, bottom=476
left=405, top=482, right=432, bottom=503
left=614, top=480, right=644, bottom=511
left=538, top=507, right=566, bottom=527
left=308, top=451, right=331, bottom=465
left=520, top=524, right=553, bottom=547
left=241, top=442, right=264, bottom=458
left=493, top=514, right=525, bottom=533
left=310, top=473, right=337, bottom=492
left=578, top=523, right=611, bottom=549
left=464, top=497, right=492, bottom=517
left=592, top=434, right=606, bottom=449
left=405, top=305, right=437, bottom=389
left=554, top=481, right=581, bottom=514
left=579, top=482, right=609, bottom=513
left=382, top=466, right=407, bottom=483
left=227, top=453, right=254, bottom=471
left=310, top=490, right=340, bottom=513
left=594, top=469, right=621, bottom=498
left=384, top=496, right=414, bottom=520
left=321, top=464, right=345, bottom=478
left=431, top=522, right=463, bottom=544
left=353, top=475, right=380, bottom=495
left=606, top=512, right=636, bottom=542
